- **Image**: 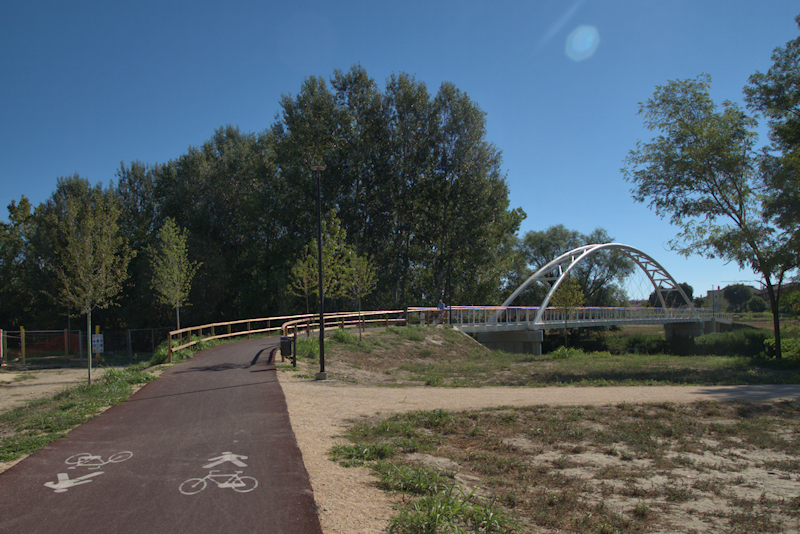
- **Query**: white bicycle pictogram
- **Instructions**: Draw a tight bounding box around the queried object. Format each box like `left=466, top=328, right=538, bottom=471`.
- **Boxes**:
left=65, top=451, right=133, bottom=470
left=179, top=470, right=258, bottom=495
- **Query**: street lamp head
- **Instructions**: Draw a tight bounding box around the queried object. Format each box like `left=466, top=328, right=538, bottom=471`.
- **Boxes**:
left=311, top=164, right=326, bottom=171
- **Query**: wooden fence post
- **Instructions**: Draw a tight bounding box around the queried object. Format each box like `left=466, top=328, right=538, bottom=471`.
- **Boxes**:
left=21, top=326, right=25, bottom=365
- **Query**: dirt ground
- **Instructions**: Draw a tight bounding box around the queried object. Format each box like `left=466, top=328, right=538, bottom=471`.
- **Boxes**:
left=0, top=366, right=105, bottom=414
left=276, top=369, right=800, bottom=533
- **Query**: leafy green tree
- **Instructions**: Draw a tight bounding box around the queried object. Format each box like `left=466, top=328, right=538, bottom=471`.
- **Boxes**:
left=290, top=211, right=354, bottom=312
left=517, top=225, right=634, bottom=307
left=550, top=276, right=585, bottom=347
left=43, top=176, right=134, bottom=382
left=623, top=74, right=789, bottom=357
left=649, top=283, right=694, bottom=308
left=157, top=126, right=278, bottom=320
left=723, top=284, right=753, bottom=313
left=150, top=218, right=200, bottom=330
left=748, top=296, right=768, bottom=313
left=0, top=197, right=36, bottom=327
left=274, top=68, right=524, bottom=309
left=785, top=288, right=800, bottom=316
left=744, top=15, right=800, bottom=259
left=289, top=244, right=317, bottom=314
left=343, top=251, right=377, bottom=334
left=114, top=160, right=164, bottom=327
left=380, top=72, right=438, bottom=306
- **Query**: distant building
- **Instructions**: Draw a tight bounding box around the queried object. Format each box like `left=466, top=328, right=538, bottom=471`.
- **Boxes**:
left=706, top=288, right=725, bottom=311
left=753, top=282, right=798, bottom=302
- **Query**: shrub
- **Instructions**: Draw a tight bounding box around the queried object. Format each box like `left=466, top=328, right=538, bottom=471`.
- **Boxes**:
left=550, top=346, right=586, bottom=359
left=695, top=330, right=772, bottom=357
left=332, top=328, right=358, bottom=344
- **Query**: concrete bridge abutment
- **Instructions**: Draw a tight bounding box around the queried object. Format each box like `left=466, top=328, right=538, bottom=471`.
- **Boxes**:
left=475, top=330, right=544, bottom=355
left=664, top=322, right=705, bottom=340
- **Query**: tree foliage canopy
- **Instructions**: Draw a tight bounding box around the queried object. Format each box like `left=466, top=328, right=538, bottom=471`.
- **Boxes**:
left=0, top=66, right=525, bottom=330
left=515, top=225, right=635, bottom=307
left=744, top=14, right=800, bottom=259
left=623, top=67, right=798, bottom=356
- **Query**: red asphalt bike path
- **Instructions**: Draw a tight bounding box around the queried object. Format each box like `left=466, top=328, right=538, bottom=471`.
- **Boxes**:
left=0, top=338, right=323, bottom=534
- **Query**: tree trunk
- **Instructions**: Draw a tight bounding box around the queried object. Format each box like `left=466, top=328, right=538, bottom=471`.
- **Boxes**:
left=765, top=282, right=782, bottom=359
left=86, top=310, right=92, bottom=385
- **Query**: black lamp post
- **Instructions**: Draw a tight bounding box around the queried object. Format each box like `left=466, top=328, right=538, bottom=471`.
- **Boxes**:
left=311, top=164, right=327, bottom=380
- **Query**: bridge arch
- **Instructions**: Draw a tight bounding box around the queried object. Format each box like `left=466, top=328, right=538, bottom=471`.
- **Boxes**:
left=493, top=243, right=697, bottom=325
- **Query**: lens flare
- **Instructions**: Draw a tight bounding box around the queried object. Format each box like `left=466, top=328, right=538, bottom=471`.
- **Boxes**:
left=565, top=25, right=600, bottom=61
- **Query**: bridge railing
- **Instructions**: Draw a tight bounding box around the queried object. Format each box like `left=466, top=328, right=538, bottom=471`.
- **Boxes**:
left=409, top=306, right=729, bottom=331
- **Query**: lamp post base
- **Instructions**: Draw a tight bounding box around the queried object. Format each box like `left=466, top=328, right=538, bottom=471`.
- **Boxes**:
left=315, top=372, right=328, bottom=381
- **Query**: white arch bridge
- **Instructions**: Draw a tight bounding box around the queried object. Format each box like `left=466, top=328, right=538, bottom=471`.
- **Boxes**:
left=411, top=243, right=732, bottom=354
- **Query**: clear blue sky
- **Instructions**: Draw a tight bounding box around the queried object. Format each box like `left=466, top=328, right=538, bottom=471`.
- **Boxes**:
left=2, top=0, right=797, bottom=300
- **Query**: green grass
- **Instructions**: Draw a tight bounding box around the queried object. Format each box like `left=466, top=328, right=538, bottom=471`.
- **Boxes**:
left=0, top=367, right=157, bottom=462
left=316, top=324, right=800, bottom=388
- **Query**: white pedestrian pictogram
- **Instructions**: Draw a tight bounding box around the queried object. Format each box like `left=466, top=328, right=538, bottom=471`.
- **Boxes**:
left=45, top=472, right=105, bottom=493
left=203, top=451, right=248, bottom=469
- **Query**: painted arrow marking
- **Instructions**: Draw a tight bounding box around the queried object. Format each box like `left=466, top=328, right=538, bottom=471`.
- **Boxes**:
left=44, top=471, right=105, bottom=493
left=203, top=452, right=248, bottom=469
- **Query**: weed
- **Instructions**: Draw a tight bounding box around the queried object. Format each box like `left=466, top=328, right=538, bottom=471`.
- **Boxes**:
left=632, top=500, right=649, bottom=518
left=296, top=337, right=319, bottom=362
left=374, top=461, right=449, bottom=495
left=388, top=485, right=515, bottom=534
left=330, top=442, right=396, bottom=467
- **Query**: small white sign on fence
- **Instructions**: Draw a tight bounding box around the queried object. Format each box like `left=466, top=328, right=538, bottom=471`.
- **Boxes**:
left=91, top=334, right=104, bottom=354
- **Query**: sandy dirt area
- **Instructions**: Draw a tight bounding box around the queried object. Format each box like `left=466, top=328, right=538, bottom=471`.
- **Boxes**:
left=0, top=366, right=105, bottom=414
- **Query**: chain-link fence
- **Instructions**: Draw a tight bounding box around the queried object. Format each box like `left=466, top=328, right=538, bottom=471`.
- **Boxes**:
left=1, top=327, right=172, bottom=367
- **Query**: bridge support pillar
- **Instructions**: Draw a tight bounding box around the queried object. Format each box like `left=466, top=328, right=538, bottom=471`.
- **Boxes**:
left=664, top=322, right=705, bottom=340
left=475, top=330, right=543, bottom=355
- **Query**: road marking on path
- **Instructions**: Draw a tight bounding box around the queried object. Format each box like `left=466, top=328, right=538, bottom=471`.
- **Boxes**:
left=44, top=451, right=133, bottom=493
left=180, top=452, right=257, bottom=495
left=203, top=451, right=248, bottom=468
left=45, top=472, right=105, bottom=493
